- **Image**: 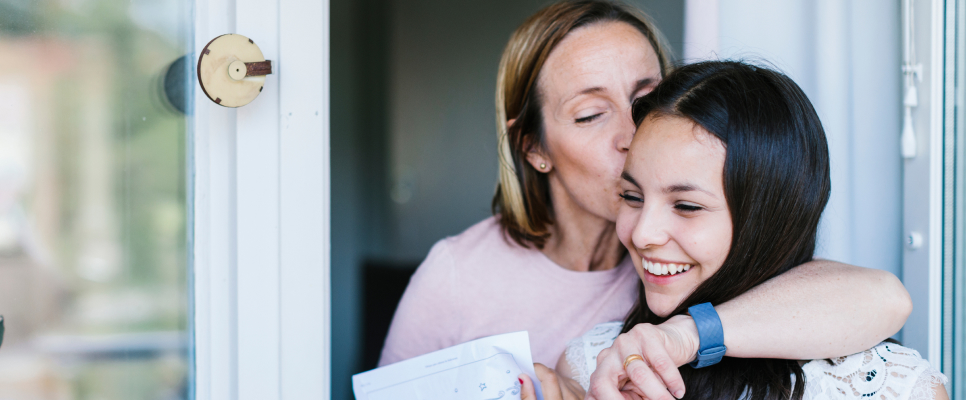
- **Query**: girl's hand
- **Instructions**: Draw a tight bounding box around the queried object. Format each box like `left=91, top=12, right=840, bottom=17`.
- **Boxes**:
left=586, top=315, right=699, bottom=400
left=519, top=363, right=585, bottom=400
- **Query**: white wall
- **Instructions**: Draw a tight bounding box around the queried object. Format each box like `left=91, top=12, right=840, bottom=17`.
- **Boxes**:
left=685, top=0, right=904, bottom=280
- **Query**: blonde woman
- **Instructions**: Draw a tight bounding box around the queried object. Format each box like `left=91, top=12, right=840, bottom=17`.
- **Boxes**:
left=379, top=2, right=911, bottom=399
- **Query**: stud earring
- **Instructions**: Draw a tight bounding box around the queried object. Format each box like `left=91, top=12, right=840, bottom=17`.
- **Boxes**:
left=539, top=163, right=546, bottom=170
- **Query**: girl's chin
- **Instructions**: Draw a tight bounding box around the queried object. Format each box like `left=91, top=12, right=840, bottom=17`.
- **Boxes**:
left=643, top=297, right=679, bottom=318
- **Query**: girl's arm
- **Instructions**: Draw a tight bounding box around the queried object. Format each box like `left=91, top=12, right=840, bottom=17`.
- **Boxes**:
left=587, top=260, right=912, bottom=400
left=717, top=259, right=911, bottom=359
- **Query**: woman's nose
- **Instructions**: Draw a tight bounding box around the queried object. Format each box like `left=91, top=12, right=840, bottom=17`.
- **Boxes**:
left=615, top=108, right=635, bottom=152
left=631, top=205, right=671, bottom=250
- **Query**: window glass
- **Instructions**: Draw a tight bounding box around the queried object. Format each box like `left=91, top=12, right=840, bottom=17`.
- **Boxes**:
left=0, top=0, right=191, bottom=398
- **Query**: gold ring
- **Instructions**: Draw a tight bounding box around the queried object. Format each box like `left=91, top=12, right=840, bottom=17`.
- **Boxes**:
left=623, top=354, right=645, bottom=369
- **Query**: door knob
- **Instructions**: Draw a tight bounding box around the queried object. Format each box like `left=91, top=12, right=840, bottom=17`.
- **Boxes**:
left=197, top=34, right=273, bottom=108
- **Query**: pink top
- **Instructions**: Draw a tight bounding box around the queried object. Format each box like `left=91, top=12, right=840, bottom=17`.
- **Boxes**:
left=378, top=217, right=639, bottom=367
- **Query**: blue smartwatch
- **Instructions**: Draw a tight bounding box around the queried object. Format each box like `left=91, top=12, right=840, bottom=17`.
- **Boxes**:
left=688, top=302, right=727, bottom=368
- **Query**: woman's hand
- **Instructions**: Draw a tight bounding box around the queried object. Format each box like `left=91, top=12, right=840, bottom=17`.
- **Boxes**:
left=519, top=363, right=585, bottom=400
left=586, top=315, right=700, bottom=400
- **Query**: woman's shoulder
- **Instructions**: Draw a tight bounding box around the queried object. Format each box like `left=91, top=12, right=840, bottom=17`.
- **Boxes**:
left=802, top=342, right=948, bottom=400
left=431, top=216, right=537, bottom=262
left=414, top=216, right=535, bottom=276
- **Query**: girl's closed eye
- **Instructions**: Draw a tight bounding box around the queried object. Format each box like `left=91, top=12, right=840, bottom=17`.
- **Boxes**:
left=619, top=192, right=643, bottom=204
left=674, top=202, right=703, bottom=213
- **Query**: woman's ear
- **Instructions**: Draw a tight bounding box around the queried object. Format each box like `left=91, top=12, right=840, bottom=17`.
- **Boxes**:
left=525, top=138, right=551, bottom=173
left=526, top=150, right=551, bottom=173
left=509, top=118, right=552, bottom=173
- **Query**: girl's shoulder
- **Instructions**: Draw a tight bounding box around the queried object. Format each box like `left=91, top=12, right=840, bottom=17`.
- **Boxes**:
left=802, top=342, right=948, bottom=400
left=564, top=321, right=625, bottom=390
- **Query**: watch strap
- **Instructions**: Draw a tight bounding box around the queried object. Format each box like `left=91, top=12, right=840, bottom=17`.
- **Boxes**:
left=688, top=302, right=727, bottom=368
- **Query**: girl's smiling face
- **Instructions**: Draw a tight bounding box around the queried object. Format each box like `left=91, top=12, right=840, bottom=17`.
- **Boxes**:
left=616, top=114, right=733, bottom=317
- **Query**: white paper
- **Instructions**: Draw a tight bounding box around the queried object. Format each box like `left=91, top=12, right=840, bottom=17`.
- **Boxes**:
left=353, top=331, right=544, bottom=400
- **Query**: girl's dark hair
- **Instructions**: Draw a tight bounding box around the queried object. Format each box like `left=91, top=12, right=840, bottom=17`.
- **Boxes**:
left=622, top=60, right=831, bottom=400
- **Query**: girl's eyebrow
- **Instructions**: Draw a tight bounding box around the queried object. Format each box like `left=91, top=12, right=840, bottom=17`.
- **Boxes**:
left=621, top=171, right=640, bottom=188
left=664, top=183, right=715, bottom=197
left=623, top=172, right=716, bottom=198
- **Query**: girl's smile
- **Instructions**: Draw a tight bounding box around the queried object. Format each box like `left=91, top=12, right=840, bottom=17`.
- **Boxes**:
left=640, top=256, right=694, bottom=285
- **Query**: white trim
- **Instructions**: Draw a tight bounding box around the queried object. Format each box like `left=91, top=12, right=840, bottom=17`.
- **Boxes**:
left=927, top=0, right=944, bottom=368
left=278, top=0, right=330, bottom=398
left=192, top=0, right=330, bottom=398
left=193, top=0, right=239, bottom=398
left=235, top=0, right=282, bottom=397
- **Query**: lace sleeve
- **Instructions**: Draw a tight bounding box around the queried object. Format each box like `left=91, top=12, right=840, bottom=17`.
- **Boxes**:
left=564, top=336, right=592, bottom=391
left=802, top=342, right=948, bottom=400
left=909, top=365, right=949, bottom=400
left=564, top=322, right=624, bottom=391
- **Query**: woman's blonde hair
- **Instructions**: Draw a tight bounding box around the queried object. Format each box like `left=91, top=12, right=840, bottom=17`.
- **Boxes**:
left=492, top=0, right=673, bottom=248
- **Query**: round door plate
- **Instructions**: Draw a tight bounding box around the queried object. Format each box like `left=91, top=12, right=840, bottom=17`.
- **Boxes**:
left=197, top=34, right=272, bottom=108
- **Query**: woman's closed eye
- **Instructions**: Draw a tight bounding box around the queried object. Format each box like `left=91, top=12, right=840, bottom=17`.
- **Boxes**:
left=575, top=112, right=604, bottom=124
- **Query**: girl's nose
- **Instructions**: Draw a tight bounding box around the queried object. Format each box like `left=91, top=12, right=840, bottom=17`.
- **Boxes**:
left=631, top=204, right=671, bottom=250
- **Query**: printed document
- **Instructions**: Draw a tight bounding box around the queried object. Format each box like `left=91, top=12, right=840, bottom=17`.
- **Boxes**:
left=352, top=331, right=544, bottom=400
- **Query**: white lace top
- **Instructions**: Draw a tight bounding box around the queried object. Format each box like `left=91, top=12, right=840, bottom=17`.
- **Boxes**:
left=564, top=322, right=949, bottom=400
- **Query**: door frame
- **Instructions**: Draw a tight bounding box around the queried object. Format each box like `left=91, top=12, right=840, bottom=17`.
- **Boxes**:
left=902, top=0, right=953, bottom=382
left=190, top=0, right=331, bottom=398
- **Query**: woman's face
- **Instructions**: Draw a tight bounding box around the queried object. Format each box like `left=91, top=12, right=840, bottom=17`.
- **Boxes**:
left=532, top=21, right=661, bottom=222
left=615, top=115, right=732, bottom=317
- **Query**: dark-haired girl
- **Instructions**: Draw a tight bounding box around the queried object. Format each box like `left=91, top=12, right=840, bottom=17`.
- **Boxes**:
left=521, top=61, right=948, bottom=400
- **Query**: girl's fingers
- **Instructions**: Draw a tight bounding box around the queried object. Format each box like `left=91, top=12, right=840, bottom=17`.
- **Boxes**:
left=622, top=356, right=673, bottom=400
left=640, top=338, right=685, bottom=398
left=587, top=366, right=626, bottom=400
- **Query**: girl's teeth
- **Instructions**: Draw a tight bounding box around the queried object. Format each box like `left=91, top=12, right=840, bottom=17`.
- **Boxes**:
left=646, top=261, right=693, bottom=276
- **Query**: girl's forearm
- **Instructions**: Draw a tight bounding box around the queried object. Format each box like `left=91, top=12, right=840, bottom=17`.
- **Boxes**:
left=714, top=260, right=911, bottom=359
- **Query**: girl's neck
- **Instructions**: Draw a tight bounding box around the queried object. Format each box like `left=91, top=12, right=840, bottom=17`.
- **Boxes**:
left=541, top=188, right=625, bottom=272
